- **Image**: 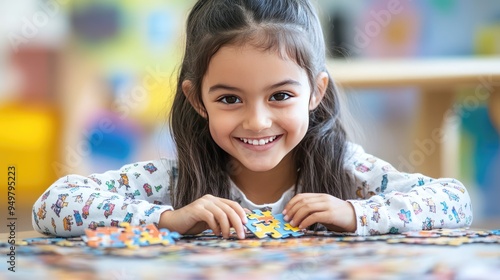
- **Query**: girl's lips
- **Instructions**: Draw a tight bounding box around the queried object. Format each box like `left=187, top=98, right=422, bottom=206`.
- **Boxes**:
left=238, top=135, right=278, bottom=145
left=235, top=135, right=283, bottom=151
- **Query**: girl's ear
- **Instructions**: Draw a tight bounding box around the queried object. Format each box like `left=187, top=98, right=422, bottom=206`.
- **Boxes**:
left=182, top=80, right=207, bottom=118
left=309, top=72, right=328, bottom=110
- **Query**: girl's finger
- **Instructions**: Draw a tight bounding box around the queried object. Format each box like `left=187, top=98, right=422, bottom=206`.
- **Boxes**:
left=221, top=198, right=248, bottom=223
left=198, top=210, right=222, bottom=236
left=283, top=193, right=318, bottom=216
left=290, top=200, right=332, bottom=228
left=205, top=203, right=232, bottom=238
left=298, top=211, right=327, bottom=229
left=285, top=196, right=325, bottom=222
left=216, top=199, right=247, bottom=239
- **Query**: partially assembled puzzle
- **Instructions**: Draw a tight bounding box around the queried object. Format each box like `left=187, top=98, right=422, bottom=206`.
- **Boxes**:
left=244, top=209, right=304, bottom=238
left=83, top=222, right=181, bottom=249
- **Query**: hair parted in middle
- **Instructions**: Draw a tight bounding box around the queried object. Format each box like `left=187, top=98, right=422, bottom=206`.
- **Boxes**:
left=169, top=0, right=355, bottom=209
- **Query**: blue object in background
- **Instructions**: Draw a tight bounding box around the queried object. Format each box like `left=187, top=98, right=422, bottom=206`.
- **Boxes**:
left=461, top=105, right=500, bottom=218
left=147, top=10, right=176, bottom=50
left=86, top=111, right=142, bottom=173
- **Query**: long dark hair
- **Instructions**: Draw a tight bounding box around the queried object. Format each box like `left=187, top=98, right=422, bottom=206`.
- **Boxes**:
left=170, top=0, right=354, bottom=209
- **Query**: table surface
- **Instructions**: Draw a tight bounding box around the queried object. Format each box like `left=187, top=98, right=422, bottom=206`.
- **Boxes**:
left=1, top=229, right=499, bottom=279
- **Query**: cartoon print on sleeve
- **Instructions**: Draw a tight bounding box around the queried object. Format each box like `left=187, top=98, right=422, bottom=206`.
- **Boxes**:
left=73, top=193, right=84, bottom=203
left=73, top=210, right=83, bottom=226
left=346, top=143, right=472, bottom=236
left=33, top=159, right=176, bottom=236
left=356, top=181, right=376, bottom=199
left=82, top=193, right=98, bottom=219
left=118, top=174, right=131, bottom=190
left=144, top=206, right=161, bottom=217
left=379, top=174, right=388, bottom=193
left=422, top=217, right=434, bottom=230
left=32, top=209, right=41, bottom=229
left=143, top=183, right=153, bottom=196
left=37, top=202, right=47, bottom=220
left=411, top=201, right=422, bottom=214
left=354, top=160, right=374, bottom=173
left=63, top=215, right=73, bottom=231
left=370, top=203, right=381, bottom=223
left=124, top=212, right=133, bottom=223
left=442, top=188, right=460, bottom=202
left=440, top=201, right=448, bottom=214
left=51, top=194, right=69, bottom=217
left=51, top=217, right=56, bottom=233
left=359, top=215, right=368, bottom=227
left=451, top=206, right=460, bottom=223
left=143, top=163, right=158, bottom=174
left=422, top=197, right=436, bottom=213
left=398, top=209, right=412, bottom=227
left=126, top=190, right=141, bottom=199
left=88, top=175, right=102, bottom=185
left=41, top=190, right=51, bottom=201
left=106, top=180, right=117, bottom=192
left=103, top=201, right=115, bottom=218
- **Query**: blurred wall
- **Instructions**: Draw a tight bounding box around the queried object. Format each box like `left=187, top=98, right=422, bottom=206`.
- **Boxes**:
left=0, top=0, right=195, bottom=231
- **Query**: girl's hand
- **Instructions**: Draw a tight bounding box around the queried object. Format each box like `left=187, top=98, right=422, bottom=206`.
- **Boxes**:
left=158, top=194, right=248, bottom=239
left=282, top=193, right=357, bottom=233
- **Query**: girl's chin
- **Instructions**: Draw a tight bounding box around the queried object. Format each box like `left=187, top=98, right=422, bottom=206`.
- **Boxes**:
left=239, top=159, right=281, bottom=172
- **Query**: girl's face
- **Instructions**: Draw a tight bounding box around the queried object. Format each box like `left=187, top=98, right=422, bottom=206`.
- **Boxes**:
left=196, top=44, right=325, bottom=172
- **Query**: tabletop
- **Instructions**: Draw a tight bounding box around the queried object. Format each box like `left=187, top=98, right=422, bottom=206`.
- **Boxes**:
left=1, top=227, right=499, bottom=280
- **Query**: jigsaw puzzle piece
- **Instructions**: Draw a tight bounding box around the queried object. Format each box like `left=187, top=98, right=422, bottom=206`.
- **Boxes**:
left=248, top=209, right=274, bottom=224
left=274, top=213, right=304, bottom=237
left=254, top=220, right=283, bottom=238
left=84, top=223, right=181, bottom=248
left=246, top=209, right=281, bottom=238
left=245, top=209, right=303, bottom=238
left=245, top=219, right=267, bottom=238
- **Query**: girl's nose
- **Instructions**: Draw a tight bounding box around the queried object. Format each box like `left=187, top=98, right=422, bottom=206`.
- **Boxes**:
left=242, top=106, right=272, bottom=132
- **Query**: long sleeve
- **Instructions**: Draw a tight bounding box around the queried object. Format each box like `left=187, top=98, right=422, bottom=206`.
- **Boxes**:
left=32, top=159, right=178, bottom=237
left=345, top=143, right=473, bottom=236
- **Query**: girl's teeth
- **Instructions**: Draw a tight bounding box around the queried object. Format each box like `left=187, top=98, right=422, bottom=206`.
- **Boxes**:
left=240, top=136, right=277, bottom=146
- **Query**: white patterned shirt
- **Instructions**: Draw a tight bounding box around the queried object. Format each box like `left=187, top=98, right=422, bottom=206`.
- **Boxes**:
left=33, top=143, right=473, bottom=236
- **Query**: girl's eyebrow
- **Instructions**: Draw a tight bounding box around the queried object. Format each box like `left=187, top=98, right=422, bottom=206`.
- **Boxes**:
left=208, top=79, right=302, bottom=94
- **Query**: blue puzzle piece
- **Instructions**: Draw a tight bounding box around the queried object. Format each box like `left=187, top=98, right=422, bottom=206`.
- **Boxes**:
left=245, top=209, right=303, bottom=239
left=273, top=213, right=304, bottom=238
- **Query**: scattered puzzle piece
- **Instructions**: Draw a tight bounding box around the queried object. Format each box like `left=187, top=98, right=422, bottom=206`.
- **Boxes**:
left=83, top=222, right=181, bottom=248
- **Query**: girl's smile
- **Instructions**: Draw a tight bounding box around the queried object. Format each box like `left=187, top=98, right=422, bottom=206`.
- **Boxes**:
left=235, top=135, right=283, bottom=151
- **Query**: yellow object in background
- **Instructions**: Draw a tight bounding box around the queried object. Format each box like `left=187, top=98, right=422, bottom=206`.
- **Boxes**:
left=475, top=24, right=500, bottom=55
left=0, top=103, right=61, bottom=211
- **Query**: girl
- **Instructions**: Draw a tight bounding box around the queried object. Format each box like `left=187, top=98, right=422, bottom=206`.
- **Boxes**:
left=33, top=0, right=472, bottom=238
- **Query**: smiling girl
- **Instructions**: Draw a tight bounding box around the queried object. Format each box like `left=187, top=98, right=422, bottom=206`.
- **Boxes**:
left=33, top=0, right=472, bottom=238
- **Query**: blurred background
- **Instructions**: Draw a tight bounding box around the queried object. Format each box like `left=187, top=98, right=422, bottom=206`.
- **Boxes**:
left=0, top=0, right=499, bottom=231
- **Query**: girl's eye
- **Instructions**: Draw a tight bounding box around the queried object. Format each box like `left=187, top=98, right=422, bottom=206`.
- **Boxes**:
left=270, top=92, right=291, bottom=101
left=218, top=95, right=241, bottom=104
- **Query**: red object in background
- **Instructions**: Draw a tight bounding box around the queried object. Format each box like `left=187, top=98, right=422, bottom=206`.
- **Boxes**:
left=10, top=47, right=59, bottom=103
